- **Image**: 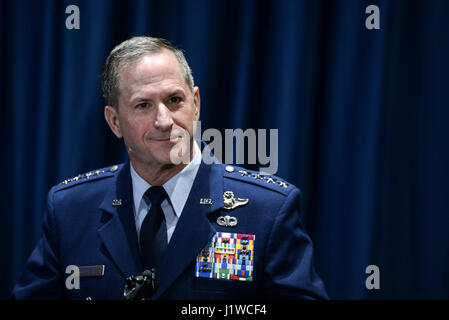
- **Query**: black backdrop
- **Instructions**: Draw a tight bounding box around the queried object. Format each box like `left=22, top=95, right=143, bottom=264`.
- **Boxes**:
left=1, top=0, right=448, bottom=299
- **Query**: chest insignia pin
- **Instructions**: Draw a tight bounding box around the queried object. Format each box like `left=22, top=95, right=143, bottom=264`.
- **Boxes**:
left=112, top=199, right=122, bottom=206
left=217, top=215, right=238, bottom=227
left=200, top=198, right=212, bottom=205
left=223, top=191, right=249, bottom=210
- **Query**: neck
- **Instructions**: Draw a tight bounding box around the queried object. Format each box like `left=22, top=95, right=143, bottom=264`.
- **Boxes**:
left=131, top=161, right=189, bottom=186
left=130, top=144, right=197, bottom=185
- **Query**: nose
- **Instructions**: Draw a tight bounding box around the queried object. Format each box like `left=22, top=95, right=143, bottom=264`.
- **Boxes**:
left=154, top=102, right=173, bottom=132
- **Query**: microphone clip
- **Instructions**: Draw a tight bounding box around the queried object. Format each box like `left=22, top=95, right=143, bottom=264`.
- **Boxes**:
left=123, top=268, right=157, bottom=300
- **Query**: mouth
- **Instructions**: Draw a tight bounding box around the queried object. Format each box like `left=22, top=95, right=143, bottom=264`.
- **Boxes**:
left=150, top=136, right=182, bottom=143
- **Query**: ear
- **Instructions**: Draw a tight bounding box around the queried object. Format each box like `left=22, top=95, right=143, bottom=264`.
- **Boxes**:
left=104, top=105, right=123, bottom=139
left=193, top=86, right=201, bottom=121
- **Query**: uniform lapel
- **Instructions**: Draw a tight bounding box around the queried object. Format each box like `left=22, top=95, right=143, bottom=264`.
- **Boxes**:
left=154, top=161, right=223, bottom=299
left=97, top=162, right=142, bottom=279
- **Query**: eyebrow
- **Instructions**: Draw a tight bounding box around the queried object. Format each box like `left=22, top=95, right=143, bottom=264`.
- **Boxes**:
left=130, top=89, right=186, bottom=104
left=166, top=89, right=186, bottom=97
left=129, top=97, right=149, bottom=106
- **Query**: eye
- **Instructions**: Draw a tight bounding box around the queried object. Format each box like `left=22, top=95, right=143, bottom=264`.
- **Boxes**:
left=169, top=96, right=182, bottom=104
left=135, top=102, right=148, bottom=109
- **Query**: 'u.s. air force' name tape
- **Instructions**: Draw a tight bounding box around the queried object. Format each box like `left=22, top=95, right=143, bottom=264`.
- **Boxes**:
left=195, top=232, right=255, bottom=281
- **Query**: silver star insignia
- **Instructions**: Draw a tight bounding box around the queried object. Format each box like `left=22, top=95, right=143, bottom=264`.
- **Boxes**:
left=264, top=177, right=276, bottom=184
left=238, top=170, right=249, bottom=176
left=278, top=181, right=288, bottom=188
left=251, top=173, right=263, bottom=180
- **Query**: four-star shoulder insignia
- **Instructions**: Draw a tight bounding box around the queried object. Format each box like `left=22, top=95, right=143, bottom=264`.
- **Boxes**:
left=224, top=165, right=291, bottom=193
left=59, top=165, right=119, bottom=186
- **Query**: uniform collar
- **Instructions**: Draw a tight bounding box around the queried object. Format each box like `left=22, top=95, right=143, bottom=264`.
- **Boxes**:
left=130, top=141, right=202, bottom=218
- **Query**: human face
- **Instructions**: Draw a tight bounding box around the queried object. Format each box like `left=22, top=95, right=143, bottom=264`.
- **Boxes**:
left=104, top=49, right=200, bottom=170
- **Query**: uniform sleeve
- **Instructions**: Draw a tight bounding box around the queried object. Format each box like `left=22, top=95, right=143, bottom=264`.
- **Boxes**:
left=263, top=187, right=329, bottom=299
left=11, top=187, right=65, bottom=299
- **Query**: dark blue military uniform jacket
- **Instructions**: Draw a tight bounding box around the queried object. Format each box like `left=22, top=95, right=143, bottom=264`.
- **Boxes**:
left=12, top=160, right=328, bottom=300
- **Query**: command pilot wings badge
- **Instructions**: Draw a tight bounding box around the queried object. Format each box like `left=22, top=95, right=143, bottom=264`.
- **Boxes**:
left=223, top=191, right=249, bottom=210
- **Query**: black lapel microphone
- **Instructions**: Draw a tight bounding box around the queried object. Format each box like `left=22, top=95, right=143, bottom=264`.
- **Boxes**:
left=123, top=268, right=158, bottom=300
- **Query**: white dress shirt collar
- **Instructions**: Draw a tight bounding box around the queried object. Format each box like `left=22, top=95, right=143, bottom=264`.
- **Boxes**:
left=130, top=141, right=202, bottom=218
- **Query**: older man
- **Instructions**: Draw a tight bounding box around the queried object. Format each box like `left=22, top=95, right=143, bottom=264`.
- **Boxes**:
left=12, top=37, right=328, bottom=300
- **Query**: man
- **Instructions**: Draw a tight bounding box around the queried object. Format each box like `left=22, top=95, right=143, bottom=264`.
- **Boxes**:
left=12, top=37, right=328, bottom=299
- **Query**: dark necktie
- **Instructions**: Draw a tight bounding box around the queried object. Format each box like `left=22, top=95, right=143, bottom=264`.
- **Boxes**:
left=140, top=186, right=168, bottom=271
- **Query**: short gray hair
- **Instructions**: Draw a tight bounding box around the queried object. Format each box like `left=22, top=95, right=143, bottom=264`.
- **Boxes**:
left=101, top=36, right=194, bottom=107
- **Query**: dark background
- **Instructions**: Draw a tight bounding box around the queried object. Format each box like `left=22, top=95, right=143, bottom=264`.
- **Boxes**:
left=1, top=0, right=448, bottom=299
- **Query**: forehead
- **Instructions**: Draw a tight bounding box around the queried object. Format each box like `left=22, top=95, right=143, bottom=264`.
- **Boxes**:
left=118, top=49, right=186, bottom=93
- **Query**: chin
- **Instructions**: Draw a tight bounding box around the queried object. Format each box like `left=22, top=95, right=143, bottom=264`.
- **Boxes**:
left=168, top=142, right=193, bottom=165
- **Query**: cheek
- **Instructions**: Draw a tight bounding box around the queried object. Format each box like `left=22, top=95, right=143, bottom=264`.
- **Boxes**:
left=175, top=108, right=197, bottom=130
left=121, top=116, right=152, bottom=140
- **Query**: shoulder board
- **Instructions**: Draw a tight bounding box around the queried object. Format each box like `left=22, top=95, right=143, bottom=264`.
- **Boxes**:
left=56, top=164, right=121, bottom=190
left=222, top=164, right=293, bottom=195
